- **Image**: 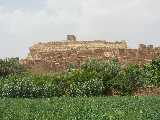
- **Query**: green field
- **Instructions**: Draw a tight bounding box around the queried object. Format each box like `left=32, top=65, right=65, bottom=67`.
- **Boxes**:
left=0, top=97, right=160, bottom=120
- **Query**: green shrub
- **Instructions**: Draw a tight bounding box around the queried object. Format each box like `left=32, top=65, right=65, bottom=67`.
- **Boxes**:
left=64, top=69, right=104, bottom=96
left=141, top=58, right=160, bottom=86
left=99, top=59, right=121, bottom=91
left=0, top=73, right=66, bottom=98
left=114, top=64, right=143, bottom=95
left=0, top=58, right=25, bottom=77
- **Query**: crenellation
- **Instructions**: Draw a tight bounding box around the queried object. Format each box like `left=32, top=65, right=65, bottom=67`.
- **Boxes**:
left=20, top=35, right=160, bottom=73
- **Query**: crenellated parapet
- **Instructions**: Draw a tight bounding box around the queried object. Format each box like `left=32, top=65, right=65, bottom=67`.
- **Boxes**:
left=21, top=35, right=160, bottom=73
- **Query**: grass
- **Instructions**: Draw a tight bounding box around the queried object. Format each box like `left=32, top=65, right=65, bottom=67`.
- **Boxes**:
left=0, top=97, right=160, bottom=120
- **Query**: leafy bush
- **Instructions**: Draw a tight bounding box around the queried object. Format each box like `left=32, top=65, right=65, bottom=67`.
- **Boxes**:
left=0, top=70, right=104, bottom=98
left=113, top=64, right=143, bottom=95
left=141, top=58, right=160, bottom=86
left=0, top=73, right=66, bottom=98
left=80, top=59, right=121, bottom=93
left=0, top=58, right=25, bottom=77
left=64, top=69, right=104, bottom=96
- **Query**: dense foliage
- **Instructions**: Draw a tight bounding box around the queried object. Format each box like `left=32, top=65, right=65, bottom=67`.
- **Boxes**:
left=142, top=58, right=160, bottom=86
left=113, top=64, right=143, bottom=95
left=0, top=58, right=25, bottom=77
left=0, top=97, right=160, bottom=120
left=0, top=57, right=160, bottom=97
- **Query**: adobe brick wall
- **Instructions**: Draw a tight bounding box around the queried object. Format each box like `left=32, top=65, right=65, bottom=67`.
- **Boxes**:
left=20, top=36, right=160, bottom=73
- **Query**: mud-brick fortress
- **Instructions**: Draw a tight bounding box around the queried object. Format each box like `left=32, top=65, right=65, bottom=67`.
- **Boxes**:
left=21, top=35, right=160, bottom=73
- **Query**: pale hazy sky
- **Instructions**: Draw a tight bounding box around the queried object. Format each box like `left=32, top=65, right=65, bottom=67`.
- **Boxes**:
left=0, top=0, right=160, bottom=58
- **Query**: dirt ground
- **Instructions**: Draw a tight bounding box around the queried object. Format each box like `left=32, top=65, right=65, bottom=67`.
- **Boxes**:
left=134, top=86, right=160, bottom=96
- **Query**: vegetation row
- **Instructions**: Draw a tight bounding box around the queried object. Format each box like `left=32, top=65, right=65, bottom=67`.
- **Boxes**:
left=0, top=57, right=160, bottom=97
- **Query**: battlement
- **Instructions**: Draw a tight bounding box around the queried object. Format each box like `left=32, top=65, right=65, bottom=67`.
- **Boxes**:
left=30, top=35, right=128, bottom=53
left=21, top=35, right=160, bottom=73
left=139, top=44, right=154, bottom=50
left=67, top=35, right=77, bottom=42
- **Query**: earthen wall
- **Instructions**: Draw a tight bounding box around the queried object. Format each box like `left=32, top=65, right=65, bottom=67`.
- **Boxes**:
left=21, top=46, right=160, bottom=73
left=20, top=36, right=160, bottom=73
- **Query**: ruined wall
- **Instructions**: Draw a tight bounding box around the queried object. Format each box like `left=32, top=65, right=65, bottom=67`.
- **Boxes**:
left=29, top=40, right=127, bottom=54
left=20, top=36, right=160, bottom=73
left=21, top=45, right=160, bottom=73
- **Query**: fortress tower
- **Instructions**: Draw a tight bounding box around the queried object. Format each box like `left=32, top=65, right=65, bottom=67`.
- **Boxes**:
left=67, top=35, right=77, bottom=42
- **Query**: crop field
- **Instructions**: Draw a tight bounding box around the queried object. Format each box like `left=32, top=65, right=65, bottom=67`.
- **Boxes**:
left=0, top=97, right=160, bottom=120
